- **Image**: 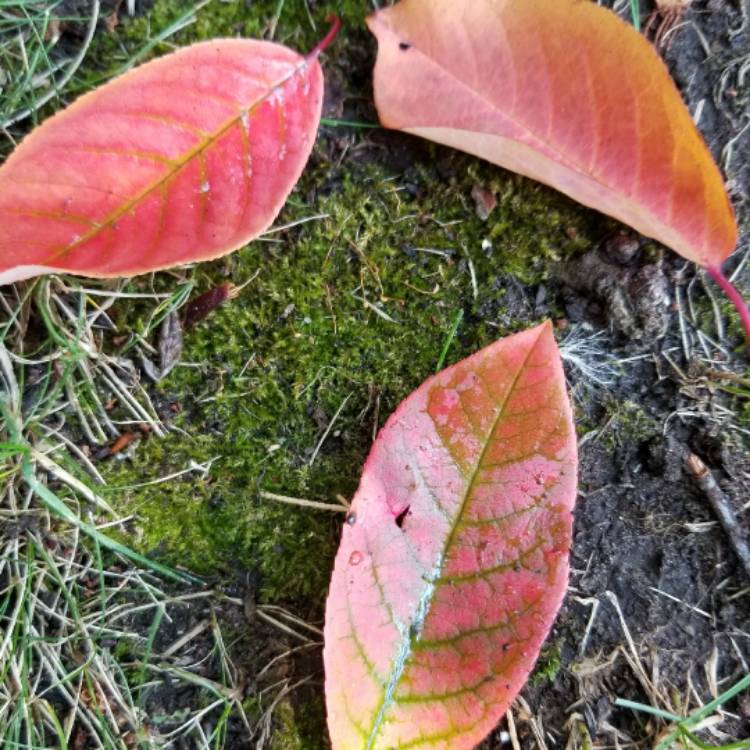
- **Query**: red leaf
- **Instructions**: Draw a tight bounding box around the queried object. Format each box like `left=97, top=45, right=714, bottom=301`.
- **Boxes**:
left=366, top=0, right=737, bottom=270
left=0, top=22, right=339, bottom=283
left=324, top=321, right=577, bottom=749
left=183, top=283, right=236, bottom=328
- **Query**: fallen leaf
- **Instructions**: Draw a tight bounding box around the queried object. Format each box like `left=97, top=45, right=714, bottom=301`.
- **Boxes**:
left=183, top=283, right=236, bottom=328
left=324, top=321, right=577, bottom=749
left=0, top=19, right=340, bottom=284
left=366, top=0, right=736, bottom=270
left=470, top=184, right=496, bottom=221
left=105, top=431, right=141, bottom=458
left=158, top=311, right=183, bottom=380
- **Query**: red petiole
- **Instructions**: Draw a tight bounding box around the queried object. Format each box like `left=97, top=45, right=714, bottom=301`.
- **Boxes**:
left=307, top=15, right=341, bottom=60
left=706, top=264, right=750, bottom=354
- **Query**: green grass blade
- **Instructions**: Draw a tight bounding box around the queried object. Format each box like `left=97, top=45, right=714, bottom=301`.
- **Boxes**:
left=22, top=455, right=202, bottom=585
left=681, top=673, right=750, bottom=729
left=136, top=604, right=165, bottom=707
left=321, top=117, right=381, bottom=129
left=630, top=0, right=641, bottom=32
left=436, top=309, right=464, bottom=372
left=614, top=698, right=682, bottom=723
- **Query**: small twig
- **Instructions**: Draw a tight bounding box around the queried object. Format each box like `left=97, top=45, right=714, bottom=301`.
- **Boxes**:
left=260, top=490, right=348, bottom=513
left=674, top=281, right=692, bottom=362
left=111, top=457, right=220, bottom=490
left=647, top=586, right=711, bottom=619
left=574, top=596, right=600, bottom=657
left=259, top=605, right=323, bottom=636
left=351, top=292, right=400, bottom=323
left=160, top=619, right=211, bottom=658
left=309, top=392, right=352, bottom=466
left=685, top=453, right=750, bottom=580
left=506, top=708, right=522, bottom=750
left=604, top=591, right=661, bottom=705
left=255, top=609, right=315, bottom=643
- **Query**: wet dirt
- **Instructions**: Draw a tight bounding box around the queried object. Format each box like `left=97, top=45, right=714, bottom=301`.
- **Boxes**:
left=316, top=3, right=750, bottom=742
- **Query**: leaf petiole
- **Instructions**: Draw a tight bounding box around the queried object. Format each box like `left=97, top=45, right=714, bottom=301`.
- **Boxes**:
left=706, top=264, right=750, bottom=354
left=307, top=15, right=341, bottom=60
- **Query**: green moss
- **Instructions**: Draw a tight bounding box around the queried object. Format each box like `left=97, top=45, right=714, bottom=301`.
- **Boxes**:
left=265, top=699, right=305, bottom=750
left=8, top=0, right=743, bottom=741
left=599, top=397, right=658, bottom=450
left=55, top=0, right=613, bottom=741
left=266, top=696, right=328, bottom=750
left=102, top=157, right=606, bottom=606
left=530, top=641, right=562, bottom=685
left=734, top=368, right=750, bottom=427
left=74, top=0, right=376, bottom=91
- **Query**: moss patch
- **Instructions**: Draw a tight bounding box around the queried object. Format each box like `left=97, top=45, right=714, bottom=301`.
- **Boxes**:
left=530, top=641, right=562, bottom=685
left=266, top=695, right=328, bottom=750
left=598, top=396, right=658, bottom=451
left=95, top=151, right=604, bottom=745
left=102, top=155, right=607, bottom=604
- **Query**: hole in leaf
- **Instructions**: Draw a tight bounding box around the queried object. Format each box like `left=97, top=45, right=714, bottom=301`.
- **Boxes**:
left=395, top=506, right=410, bottom=529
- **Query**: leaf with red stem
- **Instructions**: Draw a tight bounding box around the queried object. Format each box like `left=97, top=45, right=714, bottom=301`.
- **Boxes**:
left=0, top=17, right=340, bottom=284
left=367, top=0, right=750, bottom=351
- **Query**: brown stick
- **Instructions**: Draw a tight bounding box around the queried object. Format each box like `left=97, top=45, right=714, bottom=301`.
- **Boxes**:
left=686, top=453, right=750, bottom=580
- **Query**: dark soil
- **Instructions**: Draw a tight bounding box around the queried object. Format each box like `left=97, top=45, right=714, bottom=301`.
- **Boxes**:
left=519, top=3, right=750, bottom=744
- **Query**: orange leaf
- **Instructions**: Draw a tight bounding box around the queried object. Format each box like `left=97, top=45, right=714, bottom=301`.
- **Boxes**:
left=0, top=21, right=340, bottom=284
left=366, top=0, right=736, bottom=270
left=324, top=322, right=577, bottom=749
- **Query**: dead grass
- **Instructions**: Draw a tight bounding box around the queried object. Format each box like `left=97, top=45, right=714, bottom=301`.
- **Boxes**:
left=0, top=277, right=323, bottom=747
left=0, top=0, right=99, bottom=132
left=1, top=1, right=748, bottom=748
left=563, top=590, right=750, bottom=750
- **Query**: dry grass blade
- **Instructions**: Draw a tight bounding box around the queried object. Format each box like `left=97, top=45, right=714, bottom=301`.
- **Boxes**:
left=1, top=271, right=327, bottom=747
left=0, top=276, right=205, bottom=747
left=0, top=0, right=99, bottom=129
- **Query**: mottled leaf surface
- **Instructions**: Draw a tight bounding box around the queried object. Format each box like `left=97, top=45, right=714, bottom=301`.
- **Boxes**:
left=367, top=0, right=736, bottom=269
left=324, top=322, right=577, bottom=750
left=0, top=39, right=323, bottom=283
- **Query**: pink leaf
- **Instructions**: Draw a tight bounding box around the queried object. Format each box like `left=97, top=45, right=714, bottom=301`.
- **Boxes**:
left=324, top=321, right=577, bottom=749
left=366, top=0, right=736, bottom=269
left=0, top=20, right=340, bottom=284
